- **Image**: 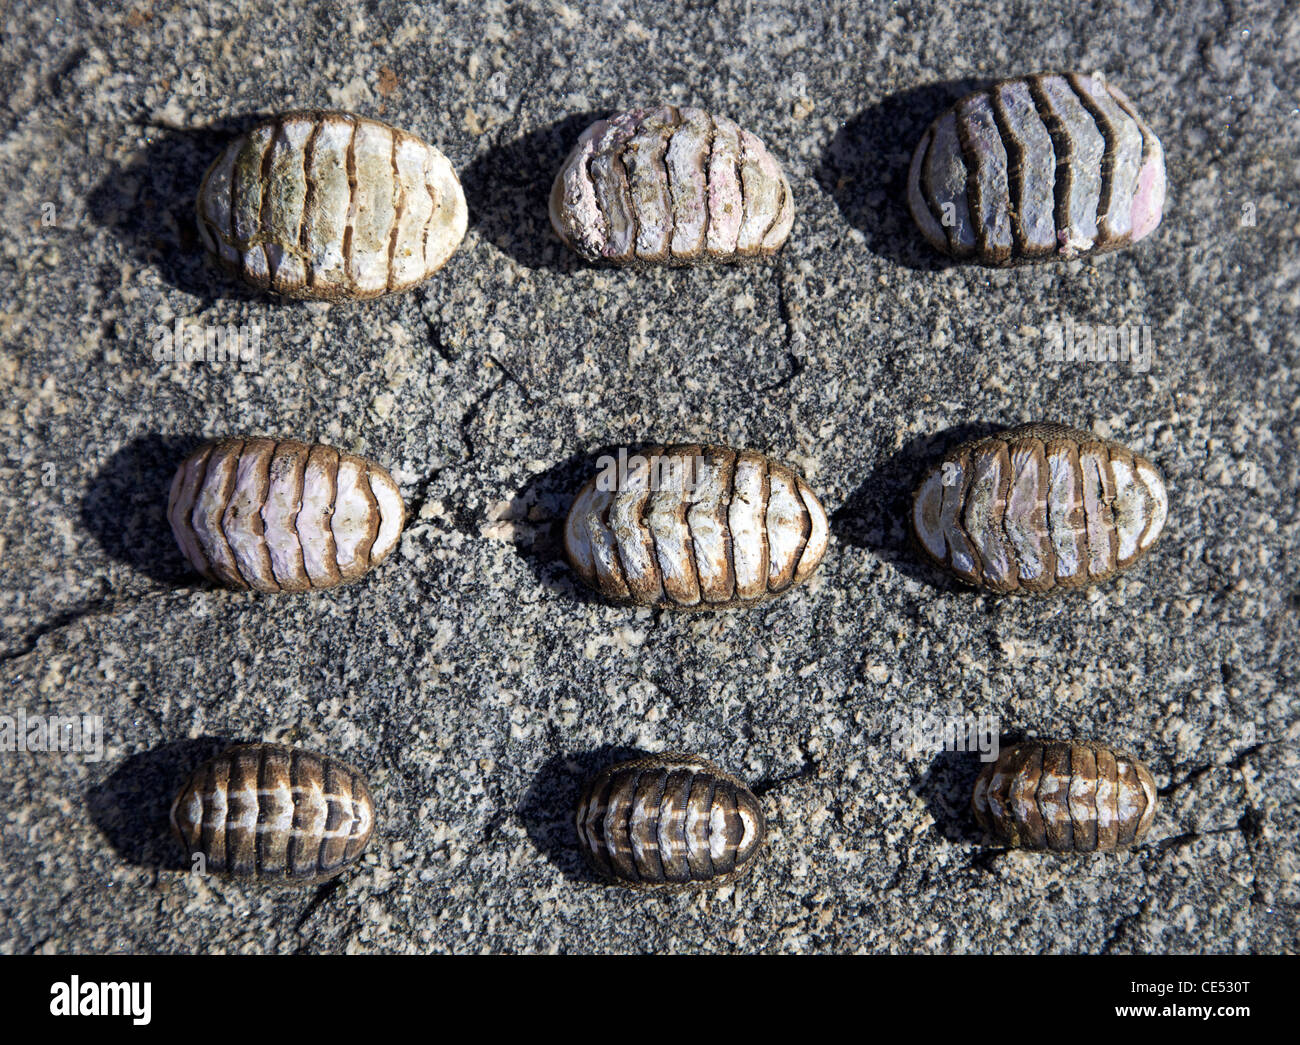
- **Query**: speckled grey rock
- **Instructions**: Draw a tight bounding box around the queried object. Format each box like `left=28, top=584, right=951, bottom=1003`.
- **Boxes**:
left=1, top=0, right=1297, bottom=955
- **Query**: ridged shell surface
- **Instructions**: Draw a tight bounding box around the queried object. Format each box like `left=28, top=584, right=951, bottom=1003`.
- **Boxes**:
left=170, top=743, right=376, bottom=883
left=563, top=444, right=828, bottom=609
left=576, top=754, right=765, bottom=889
left=972, top=740, right=1157, bottom=852
left=907, top=73, right=1165, bottom=264
left=550, top=107, right=794, bottom=266
left=168, top=437, right=406, bottom=592
left=196, top=110, right=467, bottom=299
left=911, top=422, right=1167, bottom=593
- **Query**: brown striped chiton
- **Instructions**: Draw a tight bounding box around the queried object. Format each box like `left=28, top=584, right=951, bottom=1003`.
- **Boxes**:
left=973, top=740, right=1157, bottom=852
left=911, top=422, right=1167, bottom=594
left=576, top=753, right=765, bottom=890
left=171, top=743, right=376, bottom=883
left=167, top=437, right=406, bottom=593
left=563, top=444, right=828, bottom=609
left=907, top=72, right=1165, bottom=264
left=549, top=107, right=794, bottom=266
left=196, top=111, right=467, bottom=299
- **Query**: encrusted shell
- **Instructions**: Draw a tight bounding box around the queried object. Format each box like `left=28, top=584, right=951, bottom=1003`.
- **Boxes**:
left=196, top=110, right=467, bottom=299
left=973, top=740, right=1158, bottom=852
left=549, top=107, right=794, bottom=266
left=563, top=444, right=828, bottom=609
left=907, top=72, right=1165, bottom=264
left=911, top=422, right=1167, bottom=593
left=168, top=437, right=406, bottom=593
left=170, top=743, right=376, bottom=883
left=576, top=753, right=765, bottom=890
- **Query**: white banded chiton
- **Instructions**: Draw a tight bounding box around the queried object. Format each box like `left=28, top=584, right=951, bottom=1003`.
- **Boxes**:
left=563, top=444, right=828, bottom=609
left=576, top=754, right=765, bottom=890
left=168, top=437, right=406, bottom=593
left=196, top=111, right=467, bottom=299
left=170, top=743, right=376, bottom=883
left=973, top=740, right=1157, bottom=852
left=907, top=73, right=1165, bottom=264
left=911, top=422, right=1167, bottom=594
left=550, top=107, right=794, bottom=266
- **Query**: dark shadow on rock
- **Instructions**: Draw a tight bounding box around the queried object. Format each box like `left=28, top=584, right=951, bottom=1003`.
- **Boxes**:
left=916, top=747, right=988, bottom=846
left=86, top=736, right=234, bottom=871
left=818, top=78, right=984, bottom=271
left=831, top=421, right=1002, bottom=593
left=460, top=111, right=604, bottom=273
left=517, top=744, right=646, bottom=887
left=87, top=111, right=296, bottom=302
left=81, top=432, right=206, bottom=586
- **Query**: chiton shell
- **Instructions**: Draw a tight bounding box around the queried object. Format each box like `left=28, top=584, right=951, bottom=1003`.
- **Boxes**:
left=576, top=753, right=765, bottom=889
left=973, top=740, right=1157, bottom=852
left=907, top=72, right=1165, bottom=264
left=170, top=743, right=376, bottom=883
left=911, top=422, right=1167, bottom=594
left=196, top=110, right=468, bottom=299
left=168, top=437, right=406, bottom=593
left=563, top=444, right=828, bottom=609
left=549, top=107, right=794, bottom=266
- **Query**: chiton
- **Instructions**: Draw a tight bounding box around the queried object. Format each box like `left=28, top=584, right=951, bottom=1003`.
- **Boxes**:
left=973, top=740, right=1157, bottom=852
left=907, top=72, right=1165, bottom=264
left=170, top=743, right=376, bottom=883
left=563, top=444, right=828, bottom=609
left=911, top=422, right=1167, bottom=594
left=196, top=110, right=467, bottom=299
left=168, top=437, right=406, bottom=593
left=550, top=107, right=794, bottom=266
left=576, top=753, right=765, bottom=889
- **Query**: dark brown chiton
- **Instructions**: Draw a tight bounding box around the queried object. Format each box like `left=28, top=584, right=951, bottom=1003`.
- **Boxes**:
left=910, top=422, right=1167, bottom=593
left=973, top=740, right=1158, bottom=852
left=907, top=72, right=1165, bottom=264
left=170, top=743, right=376, bottom=883
left=575, top=753, right=766, bottom=889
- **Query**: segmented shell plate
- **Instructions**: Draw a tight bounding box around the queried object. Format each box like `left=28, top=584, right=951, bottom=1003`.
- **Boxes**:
left=972, top=740, right=1157, bottom=852
left=907, top=73, right=1165, bottom=264
left=550, top=107, right=794, bottom=266
left=563, top=444, right=828, bottom=609
left=911, top=422, right=1167, bottom=593
left=168, top=437, right=406, bottom=593
left=196, top=110, right=467, bottom=299
left=170, top=743, right=376, bottom=883
left=576, top=754, right=765, bottom=889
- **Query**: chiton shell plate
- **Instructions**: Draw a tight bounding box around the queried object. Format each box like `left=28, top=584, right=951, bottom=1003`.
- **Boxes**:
left=973, top=740, right=1157, bottom=852
left=911, top=422, right=1167, bottom=594
left=550, top=107, right=794, bottom=266
left=168, top=437, right=406, bottom=593
left=576, top=753, right=765, bottom=890
left=563, top=444, right=828, bottom=609
left=907, top=73, right=1165, bottom=264
left=196, top=110, right=468, bottom=299
left=170, top=743, right=376, bottom=883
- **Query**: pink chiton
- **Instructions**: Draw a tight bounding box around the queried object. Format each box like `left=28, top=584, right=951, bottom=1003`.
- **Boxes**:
left=973, top=740, right=1158, bottom=852
left=563, top=444, right=828, bottom=609
left=168, top=437, right=406, bottom=592
left=911, top=422, right=1167, bottom=594
left=907, top=73, right=1165, bottom=264
left=549, top=107, right=794, bottom=266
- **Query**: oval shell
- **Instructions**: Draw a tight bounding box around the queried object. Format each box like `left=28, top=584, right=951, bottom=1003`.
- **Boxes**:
left=907, top=73, right=1165, bottom=264
left=563, top=444, right=828, bottom=609
left=170, top=743, right=376, bottom=883
left=549, top=106, right=794, bottom=266
left=911, top=422, right=1167, bottom=593
left=973, top=740, right=1157, bottom=852
left=196, top=110, right=468, bottom=299
left=576, top=753, right=765, bottom=889
left=168, top=437, right=406, bottom=593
